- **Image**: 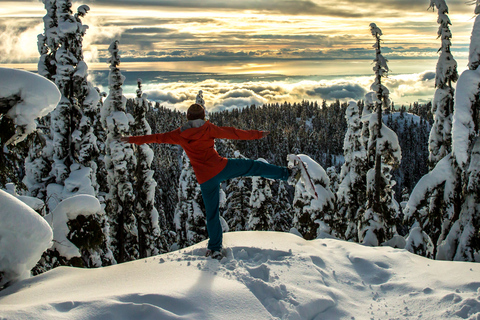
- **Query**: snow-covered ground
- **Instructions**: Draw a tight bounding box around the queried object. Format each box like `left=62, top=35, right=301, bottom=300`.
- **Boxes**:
left=1, top=231, right=479, bottom=320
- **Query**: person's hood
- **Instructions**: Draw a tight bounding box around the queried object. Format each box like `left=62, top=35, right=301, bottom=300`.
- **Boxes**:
left=180, top=119, right=208, bottom=139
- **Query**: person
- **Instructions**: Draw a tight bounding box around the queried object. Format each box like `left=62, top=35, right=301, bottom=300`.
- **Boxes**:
left=121, top=103, right=299, bottom=259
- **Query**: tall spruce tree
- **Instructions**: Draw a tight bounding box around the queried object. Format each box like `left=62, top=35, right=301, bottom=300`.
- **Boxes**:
left=402, top=0, right=460, bottom=259
left=31, top=1, right=113, bottom=268
left=37, top=0, right=58, bottom=81
left=70, top=5, right=102, bottom=198
left=101, top=40, right=138, bottom=263
left=358, top=24, right=401, bottom=246
left=436, top=3, right=480, bottom=261
left=173, top=155, right=207, bottom=248
left=131, top=79, right=167, bottom=257
left=337, top=101, right=367, bottom=242
left=29, top=0, right=59, bottom=202
left=428, top=0, right=458, bottom=169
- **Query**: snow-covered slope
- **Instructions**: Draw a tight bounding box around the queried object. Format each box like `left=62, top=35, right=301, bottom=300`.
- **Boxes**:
left=1, top=231, right=480, bottom=319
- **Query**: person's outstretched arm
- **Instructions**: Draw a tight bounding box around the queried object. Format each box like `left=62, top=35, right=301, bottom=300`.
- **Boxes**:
left=211, top=124, right=269, bottom=140
left=120, top=129, right=181, bottom=145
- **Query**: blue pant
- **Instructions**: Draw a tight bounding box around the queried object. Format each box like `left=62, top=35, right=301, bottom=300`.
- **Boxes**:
left=200, top=158, right=289, bottom=251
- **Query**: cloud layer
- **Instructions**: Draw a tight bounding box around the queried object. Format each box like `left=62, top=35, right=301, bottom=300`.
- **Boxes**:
left=94, top=70, right=436, bottom=113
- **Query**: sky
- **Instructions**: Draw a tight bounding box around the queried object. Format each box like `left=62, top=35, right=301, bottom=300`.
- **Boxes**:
left=0, top=0, right=478, bottom=111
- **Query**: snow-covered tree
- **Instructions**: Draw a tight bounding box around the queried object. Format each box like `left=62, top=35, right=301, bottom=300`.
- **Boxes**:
left=40, top=1, right=100, bottom=204
left=131, top=78, right=167, bottom=257
left=94, top=88, right=109, bottom=195
left=70, top=6, right=101, bottom=198
left=196, top=90, right=205, bottom=107
left=247, top=159, right=275, bottom=231
left=23, top=133, right=51, bottom=200
left=359, top=24, right=402, bottom=247
left=292, top=155, right=336, bottom=240
left=428, top=0, right=458, bottom=169
left=337, top=101, right=367, bottom=242
left=101, top=40, right=138, bottom=263
left=435, top=3, right=480, bottom=261
left=49, top=0, right=80, bottom=186
left=272, top=180, right=293, bottom=232
left=37, top=0, right=58, bottom=81
left=0, top=67, right=60, bottom=198
left=402, top=3, right=479, bottom=260
left=196, top=90, right=207, bottom=119
left=29, top=0, right=59, bottom=202
left=173, top=155, right=207, bottom=248
left=223, top=151, right=251, bottom=231
left=403, top=154, right=458, bottom=258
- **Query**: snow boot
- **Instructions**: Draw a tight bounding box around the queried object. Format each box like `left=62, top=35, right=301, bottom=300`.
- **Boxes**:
left=206, top=249, right=225, bottom=260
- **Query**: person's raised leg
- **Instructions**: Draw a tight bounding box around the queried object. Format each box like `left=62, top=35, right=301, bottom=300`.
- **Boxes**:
left=218, top=158, right=289, bottom=182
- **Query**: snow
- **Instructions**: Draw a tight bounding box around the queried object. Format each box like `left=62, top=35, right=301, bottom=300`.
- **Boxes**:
left=452, top=68, right=480, bottom=169
left=403, top=155, right=456, bottom=220
left=2, top=231, right=480, bottom=319
left=0, top=190, right=52, bottom=288
left=0, top=68, right=61, bottom=144
left=43, top=195, right=102, bottom=260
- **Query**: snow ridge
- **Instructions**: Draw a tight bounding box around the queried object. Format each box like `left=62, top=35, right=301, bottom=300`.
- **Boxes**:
left=2, top=232, right=480, bottom=319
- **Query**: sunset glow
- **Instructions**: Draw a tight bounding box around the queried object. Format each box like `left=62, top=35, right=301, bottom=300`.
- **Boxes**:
left=0, top=0, right=477, bottom=107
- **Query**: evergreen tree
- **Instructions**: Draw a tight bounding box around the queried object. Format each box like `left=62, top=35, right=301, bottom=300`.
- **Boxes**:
left=101, top=40, right=138, bottom=263
left=49, top=0, right=81, bottom=187
left=247, top=159, right=275, bottom=231
left=37, top=0, right=58, bottom=81
left=147, top=104, right=183, bottom=234
left=95, top=89, right=109, bottom=195
left=30, top=0, right=58, bottom=202
left=402, top=2, right=462, bottom=259
left=223, top=151, right=251, bottom=231
left=292, top=155, right=336, bottom=240
left=173, top=155, right=207, bottom=248
left=272, top=180, right=293, bottom=232
left=359, top=24, right=401, bottom=246
left=436, top=3, right=480, bottom=261
left=337, top=101, right=367, bottom=242
left=70, top=5, right=101, bottom=198
left=131, top=79, right=167, bottom=257
left=428, top=0, right=458, bottom=169
left=23, top=132, right=50, bottom=200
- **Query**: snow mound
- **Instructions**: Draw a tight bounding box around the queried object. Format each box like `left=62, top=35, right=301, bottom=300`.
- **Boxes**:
left=44, top=195, right=102, bottom=260
left=0, top=190, right=52, bottom=288
left=1, top=232, right=480, bottom=319
left=0, top=68, right=60, bottom=144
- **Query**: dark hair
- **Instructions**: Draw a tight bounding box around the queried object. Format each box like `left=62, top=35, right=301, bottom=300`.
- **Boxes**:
left=187, top=103, right=205, bottom=120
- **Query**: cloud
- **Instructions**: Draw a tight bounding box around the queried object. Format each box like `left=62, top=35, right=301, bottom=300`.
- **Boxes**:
left=0, top=18, right=43, bottom=63
left=144, top=90, right=193, bottom=104
left=80, top=0, right=366, bottom=17
left=420, top=71, right=436, bottom=81
left=305, top=83, right=367, bottom=100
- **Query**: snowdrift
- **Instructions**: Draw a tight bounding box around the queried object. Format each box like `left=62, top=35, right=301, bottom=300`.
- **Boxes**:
left=1, top=231, right=480, bottom=319
left=0, top=190, right=52, bottom=288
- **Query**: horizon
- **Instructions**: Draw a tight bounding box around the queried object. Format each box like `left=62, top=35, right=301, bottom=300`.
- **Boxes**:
left=0, top=0, right=475, bottom=111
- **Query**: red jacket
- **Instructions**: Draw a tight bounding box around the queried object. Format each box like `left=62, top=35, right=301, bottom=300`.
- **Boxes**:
left=128, top=121, right=263, bottom=184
